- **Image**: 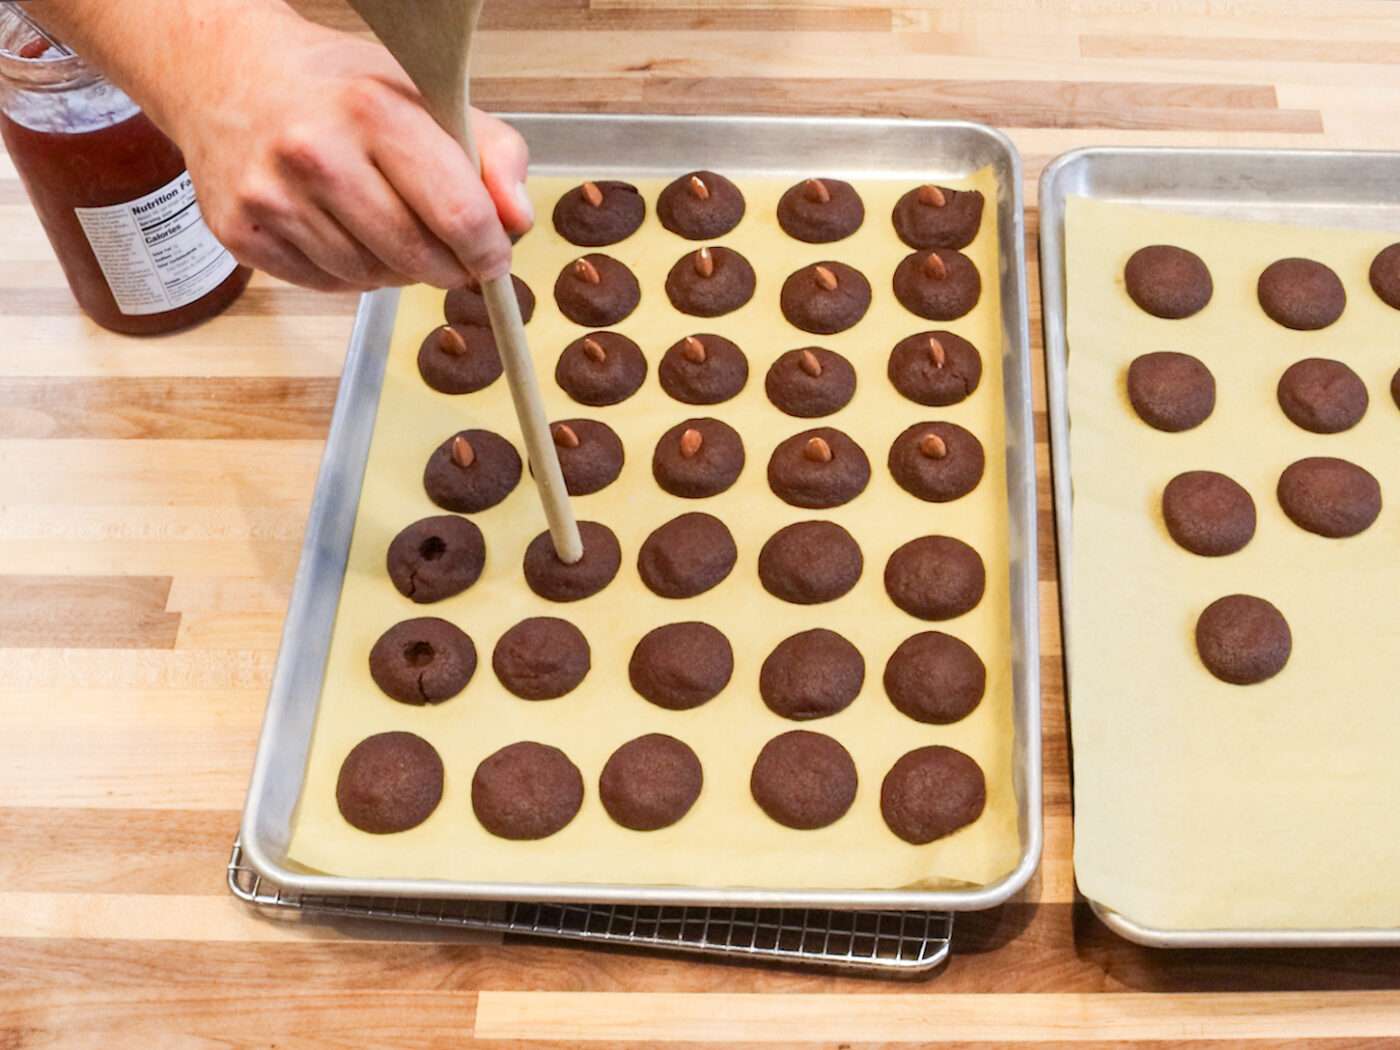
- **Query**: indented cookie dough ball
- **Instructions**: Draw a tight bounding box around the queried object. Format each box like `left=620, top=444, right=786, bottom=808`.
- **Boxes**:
left=888, top=422, right=985, bottom=503
left=767, top=427, right=871, bottom=508
left=1195, top=594, right=1291, bottom=685
left=1123, top=245, right=1212, bottom=319
left=891, top=184, right=985, bottom=250
left=369, top=616, right=476, bottom=705
left=652, top=418, right=745, bottom=498
left=471, top=741, right=584, bottom=840
left=1161, top=471, right=1256, bottom=557
left=1125, top=351, right=1216, bottom=432
left=1276, top=358, right=1368, bottom=434
left=555, top=331, right=647, bottom=407
left=764, top=346, right=856, bottom=417
left=893, top=249, right=982, bottom=321
left=522, top=520, right=622, bottom=601
left=637, top=511, right=737, bottom=598
left=1276, top=456, right=1382, bottom=538
left=553, top=253, right=641, bottom=327
left=759, top=628, right=865, bottom=721
left=1257, top=257, right=1346, bottom=330
left=599, top=733, right=704, bottom=831
left=1370, top=242, right=1400, bottom=310
left=888, top=331, right=982, bottom=407
left=546, top=418, right=624, bottom=496
left=880, top=745, right=986, bottom=844
left=417, top=324, right=503, bottom=395
left=757, top=520, right=863, bottom=605
left=552, top=179, right=646, bottom=246
left=629, top=621, right=734, bottom=710
left=776, top=177, right=865, bottom=243
left=445, top=273, right=536, bottom=328
left=657, top=170, right=745, bottom=240
left=884, top=535, right=985, bottom=621
left=779, top=261, right=872, bottom=334
left=658, top=334, right=749, bottom=405
left=492, top=617, right=591, bottom=699
left=884, top=631, right=985, bottom=725
left=750, top=730, right=857, bottom=830
left=386, top=514, right=485, bottom=604
left=665, top=246, right=756, bottom=317
left=336, top=731, right=444, bottom=834
left=423, top=429, right=522, bottom=513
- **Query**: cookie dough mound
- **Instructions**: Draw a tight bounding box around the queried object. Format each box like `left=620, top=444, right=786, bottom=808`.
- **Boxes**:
left=657, top=170, right=745, bottom=239
left=522, top=520, right=622, bottom=601
left=1161, top=471, right=1256, bottom=556
left=547, top=418, right=624, bottom=496
left=369, top=617, right=476, bottom=705
left=759, top=628, right=865, bottom=721
left=423, top=429, right=522, bottom=513
left=336, top=731, right=444, bottom=834
left=386, top=514, right=485, bottom=604
left=417, top=324, right=503, bottom=395
left=471, top=742, right=584, bottom=840
left=492, top=617, right=591, bottom=700
left=888, top=331, right=982, bottom=407
left=880, top=745, right=986, bottom=844
left=444, top=273, right=535, bottom=328
left=1126, top=351, right=1215, bottom=432
left=757, top=520, right=863, bottom=605
left=629, top=621, right=734, bottom=710
left=749, top=730, right=857, bottom=830
left=1276, top=457, right=1382, bottom=538
left=779, top=261, right=871, bottom=335
left=764, top=346, right=856, bottom=417
left=637, top=511, right=737, bottom=598
left=599, top=734, right=703, bottom=831
left=883, top=631, right=985, bottom=725
left=766, top=427, right=871, bottom=508
left=892, top=249, right=981, bottom=322
left=1369, top=242, right=1400, bottom=310
left=891, top=184, right=984, bottom=250
left=1257, top=257, right=1346, bottom=330
left=1195, top=594, right=1291, bottom=685
left=1123, top=245, right=1212, bottom=319
left=652, top=418, right=745, bottom=498
left=665, top=246, right=756, bottom=318
left=553, top=253, right=640, bottom=327
left=658, top=333, right=749, bottom=405
left=884, top=535, right=985, bottom=621
left=1276, top=358, right=1368, bottom=434
left=777, top=177, right=864, bottom=243
left=552, top=179, right=645, bottom=246
left=555, top=331, right=647, bottom=407
left=888, top=422, right=985, bottom=503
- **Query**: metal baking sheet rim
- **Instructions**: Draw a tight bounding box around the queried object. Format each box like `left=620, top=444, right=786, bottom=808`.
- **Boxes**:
left=239, top=113, right=1041, bottom=911
left=1040, top=144, right=1400, bottom=948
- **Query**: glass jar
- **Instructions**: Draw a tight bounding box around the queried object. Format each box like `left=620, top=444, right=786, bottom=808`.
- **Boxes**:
left=0, top=12, right=249, bottom=335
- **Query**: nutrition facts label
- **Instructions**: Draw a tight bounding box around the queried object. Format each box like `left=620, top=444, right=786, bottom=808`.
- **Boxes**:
left=74, top=172, right=238, bottom=316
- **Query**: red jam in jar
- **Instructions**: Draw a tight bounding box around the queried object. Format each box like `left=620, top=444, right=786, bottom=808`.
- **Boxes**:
left=0, top=18, right=249, bottom=334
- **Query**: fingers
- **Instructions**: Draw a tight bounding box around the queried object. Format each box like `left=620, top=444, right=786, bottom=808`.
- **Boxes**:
left=471, top=109, right=534, bottom=237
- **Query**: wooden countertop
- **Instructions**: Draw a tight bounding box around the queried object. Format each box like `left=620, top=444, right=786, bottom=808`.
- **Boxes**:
left=5, top=0, right=1400, bottom=1043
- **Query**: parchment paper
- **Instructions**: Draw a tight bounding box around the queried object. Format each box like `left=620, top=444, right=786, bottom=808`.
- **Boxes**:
left=1066, top=194, right=1400, bottom=930
left=285, top=169, right=1022, bottom=891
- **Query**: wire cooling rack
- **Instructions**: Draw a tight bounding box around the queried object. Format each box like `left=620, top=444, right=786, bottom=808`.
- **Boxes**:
left=227, top=839, right=953, bottom=974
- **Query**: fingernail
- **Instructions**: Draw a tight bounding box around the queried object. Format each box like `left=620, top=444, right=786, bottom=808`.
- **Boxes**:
left=512, top=181, right=534, bottom=226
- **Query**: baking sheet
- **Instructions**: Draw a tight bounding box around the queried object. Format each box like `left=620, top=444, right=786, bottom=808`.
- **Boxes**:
left=1040, top=147, right=1400, bottom=945
left=241, top=115, right=1039, bottom=909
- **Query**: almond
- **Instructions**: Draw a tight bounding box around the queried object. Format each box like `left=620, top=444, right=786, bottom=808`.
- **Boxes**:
left=804, top=436, right=833, bottom=463
left=680, top=428, right=703, bottom=457
left=689, top=174, right=710, bottom=200
left=683, top=336, right=707, bottom=363
left=814, top=264, right=838, bottom=291
left=803, top=178, right=831, bottom=204
left=450, top=435, right=475, bottom=468
left=582, top=337, right=607, bottom=363
left=694, top=246, right=715, bottom=278
left=553, top=423, right=580, bottom=449
left=923, top=252, right=948, bottom=280
left=799, top=349, right=823, bottom=377
left=918, top=184, right=947, bottom=208
left=574, top=257, right=601, bottom=285
left=437, top=325, right=467, bottom=356
left=581, top=180, right=604, bottom=207
left=919, top=431, right=948, bottom=459
left=928, top=336, right=947, bottom=368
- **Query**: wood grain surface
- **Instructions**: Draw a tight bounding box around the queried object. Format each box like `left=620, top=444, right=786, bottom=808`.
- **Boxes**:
left=5, top=0, right=1400, bottom=1045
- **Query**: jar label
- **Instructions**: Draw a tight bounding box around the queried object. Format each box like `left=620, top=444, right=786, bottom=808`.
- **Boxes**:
left=73, top=172, right=240, bottom=316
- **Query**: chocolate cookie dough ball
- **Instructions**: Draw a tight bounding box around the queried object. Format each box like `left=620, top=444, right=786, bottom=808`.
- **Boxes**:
left=336, top=731, right=444, bottom=834
left=369, top=616, right=477, bottom=705
left=765, top=346, right=856, bottom=417
left=599, top=734, right=703, bottom=831
left=665, top=246, right=756, bottom=318
left=629, top=621, right=734, bottom=710
left=657, top=170, right=745, bottom=240
left=888, top=422, right=985, bottom=503
left=522, top=520, right=622, bottom=601
left=492, top=617, right=591, bottom=700
left=893, top=249, right=981, bottom=322
left=472, top=742, right=584, bottom=840
left=1276, top=358, right=1368, bottom=433
left=891, top=184, right=985, bottom=250
left=1257, top=257, right=1346, bottom=330
left=553, top=253, right=641, bottom=327
left=547, top=419, right=624, bottom=496
left=1393, top=366, right=1400, bottom=412
left=1369, top=242, right=1400, bottom=310
left=767, top=427, right=871, bottom=508
left=779, top=261, right=871, bottom=334
left=880, top=745, right=986, bottom=844
left=445, top=273, right=535, bottom=328
left=1195, top=594, right=1291, bottom=685
left=552, top=179, right=645, bottom=246
left=888, top=331, right=982, bottom=407
left=555, top=331, right=647, bottom=407
left=652, top=418, right=745, bottom=498
left=884, top=535, right=985, bottom=621
left=1161, top=471, right=1256, bottom=557
left=637, top=511, right=738, bottom=598
left=777, top=177, right=864, bottom=243
left=759, top=628, right=865, bottom=721
left=1276, top=457, right=1382, bottom=538
left=1126, top=351, right=1216, bottom=432
left=884, top=631, right=985, bottom=725
left=750, top=730, right=857, bottom=830
left=757, top=520, right=863, bottom=605
left=386, top=514, right=485, bottom=604
left=423, top=429, right=522, bottom=513
left=417, top=324, right=503, bottom=395
left=1123, top=245, right=1212, bottom=320
left=658, top=334, right=749, bottom=405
